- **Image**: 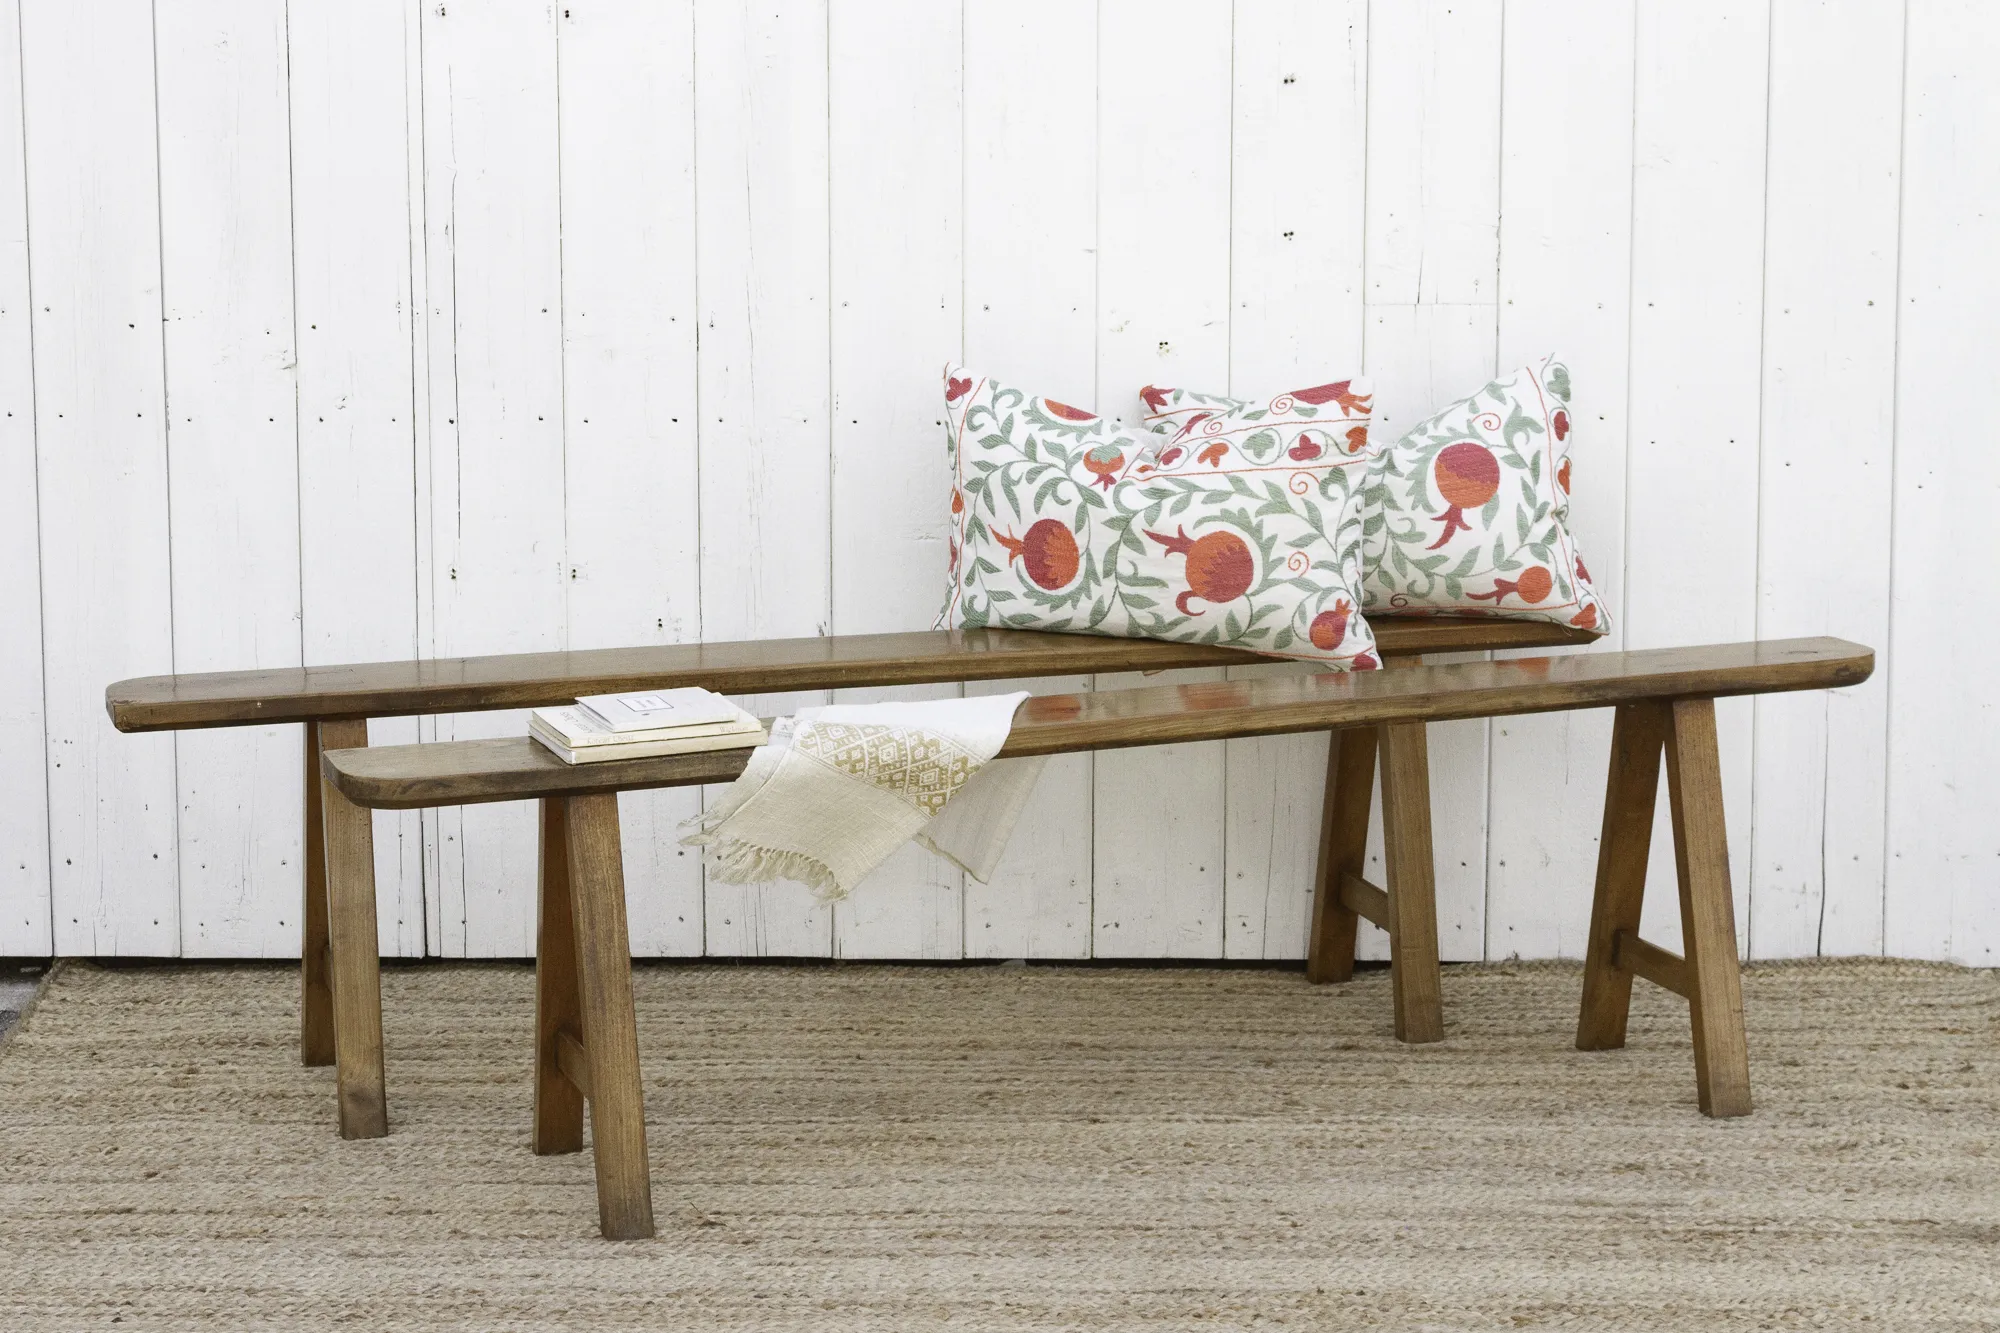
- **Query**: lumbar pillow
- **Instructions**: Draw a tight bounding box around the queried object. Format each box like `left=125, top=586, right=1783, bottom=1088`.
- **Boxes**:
left=938, top=366, right=1380, bottom=669
left=1140, top=355, right=1609, bottom=633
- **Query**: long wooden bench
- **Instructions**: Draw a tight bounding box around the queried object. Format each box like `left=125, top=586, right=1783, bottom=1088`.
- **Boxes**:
left=318, top=636, right=1872, bottom=1239
left=108, top=619, right=1592, bottom=1140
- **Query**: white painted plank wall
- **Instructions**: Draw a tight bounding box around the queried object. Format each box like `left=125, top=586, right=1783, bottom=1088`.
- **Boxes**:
left=290, top=0, right=427, bottom=958
left=2, top=1, right=1996, bottom=967
left=1486, top=0, right=1636, bottom=961
left=22, top=0, right=180, bottom=955
left=1888, top=0, right=2000, bottom=966
left=0, top=0, right=49, bottom=956
left=959, top=0, right=1097, bottom=961
left=155, top=0, right=304, bottom=958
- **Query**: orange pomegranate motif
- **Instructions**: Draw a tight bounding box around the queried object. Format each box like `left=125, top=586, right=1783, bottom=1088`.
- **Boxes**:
left=1144, top=524, right=1255, bottom=616
left=994, top=519, right=1080, bottom=590
left=1083, top=442, right=1125, bottom=490
left=1556, top=457, right=1571, bottom=495
left=1426, top=441, right=1501, bottom=549
left=1469, top=565, right=1552, bottom=606
left=1043, top=398, right=1097, bottom=422
left=1570, top=603, right=1598, bottom=630
left=1291, top=380, right=1372, bottom=415
left=1309, top=599, right=1353, bottom=650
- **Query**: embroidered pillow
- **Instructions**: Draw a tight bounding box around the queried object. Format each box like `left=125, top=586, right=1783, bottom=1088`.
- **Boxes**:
left=1141, top=356, right=1609, bottom=634
left=938, top=366, right=1380, bottom=669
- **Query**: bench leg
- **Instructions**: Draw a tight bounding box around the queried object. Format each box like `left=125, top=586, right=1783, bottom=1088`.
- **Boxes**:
left=1306, top=727, right=1377, bottom=984
left=1665, top=698, right=1752, bottom=1118
left=564, top=792, right=655, bottom=1240
left=534, top=797, right=586, bottom=1155
left=1576, top=702, right=1669, bottom=1050
left=1378, top=719, right=1445, bottom=1044
left=301, top=721, right=335, bottom=1067
left=320, top=717, right=388, bottom=1140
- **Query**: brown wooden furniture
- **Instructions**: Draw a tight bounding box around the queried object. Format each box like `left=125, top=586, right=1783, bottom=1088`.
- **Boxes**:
left=318, top=635, right=1870, bottom=1237
left=108, top=619, right=1591, bottom=1140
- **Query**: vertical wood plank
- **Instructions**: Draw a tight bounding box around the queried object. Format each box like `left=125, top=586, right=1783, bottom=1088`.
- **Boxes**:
left=154, top=0, right=304, bottom=958
left=563, top=792, right=655, bottom=1240
left=1665, top=698, right=1752, bottom=1117
left=0, top=0, right=50, bottom=957
left=1576, top=702, right=1667, bottom=1050
left=694, top=0, right=836, bottom=958
left=1887, top=0, right=2000, bottom=967
left=1625, top=0, right=1769, bottom=956
left=1361, top=0, right=1504, bottom=963
left=1222, top=0, right=1369, bottom=960
left=826, top=0, right=966, bottom=960
left=556, top=0, right=704, bottom=958
left=533, top=797, right=584, bottom=1154
left=959, top=0, right=1098, bottom=961
left=320, top=718, right=387, bottom=1139
left=291, top=0, right=428, bottom=959
left=1750, top=0, right=1903, bottom=959
left=21, top=0, right=180, bottom=954
left=420, top=0, right=568, bottom=958
left=1090, top=0, right=1233, bottom=958
left=1486, top=0, right=1637, bottom=961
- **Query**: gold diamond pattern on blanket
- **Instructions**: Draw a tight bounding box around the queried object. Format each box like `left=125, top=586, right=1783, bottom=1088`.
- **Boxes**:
left=796, top=722, right=978, bottom=816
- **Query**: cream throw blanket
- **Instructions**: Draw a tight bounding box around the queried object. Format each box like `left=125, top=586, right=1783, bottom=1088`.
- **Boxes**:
left=682, top=692, right=1044, bottom=900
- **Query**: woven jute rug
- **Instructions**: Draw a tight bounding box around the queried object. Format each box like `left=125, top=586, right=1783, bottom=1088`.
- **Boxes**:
left=1, top=959, right=1994, bottom=1331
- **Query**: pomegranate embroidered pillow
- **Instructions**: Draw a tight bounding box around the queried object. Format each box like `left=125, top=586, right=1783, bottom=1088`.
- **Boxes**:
left=1361, top=356, right=1607, bottom=632
left=1140, top=356, right=1609, bottom=634
left=937, top=366, right=1380, bottom=669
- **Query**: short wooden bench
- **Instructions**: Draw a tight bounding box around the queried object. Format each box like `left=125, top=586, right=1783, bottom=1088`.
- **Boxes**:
left=320, top=637, right=1869, bottom=1239
left=108, top=619, right=1591, bottom=1140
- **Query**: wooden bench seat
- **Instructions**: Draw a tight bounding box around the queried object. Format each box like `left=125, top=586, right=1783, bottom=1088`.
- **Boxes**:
left=106, top=618, right=1596, bottom=1142
left=319, top=635, right=1869, bottom=1239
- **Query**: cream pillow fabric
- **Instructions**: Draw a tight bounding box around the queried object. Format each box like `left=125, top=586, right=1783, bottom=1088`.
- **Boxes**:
left=938, top=366, right=1380, bottom=669
left=1141, top=357, right=1609, bottom=633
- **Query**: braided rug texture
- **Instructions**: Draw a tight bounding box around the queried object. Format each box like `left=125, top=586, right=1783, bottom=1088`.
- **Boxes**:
left=0, top=959, right=1994, bottom=1331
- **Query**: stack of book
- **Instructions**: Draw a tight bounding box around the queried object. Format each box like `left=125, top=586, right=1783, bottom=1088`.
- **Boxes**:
left=528, top=687, right=767, bottom=765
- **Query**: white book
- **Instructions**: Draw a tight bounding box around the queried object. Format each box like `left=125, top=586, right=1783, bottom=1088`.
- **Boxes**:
left=531, top=699, right=761, bottom=749
left=528, top=716, right=768, bottom=766
left=576, top=687, right=748, bottom=733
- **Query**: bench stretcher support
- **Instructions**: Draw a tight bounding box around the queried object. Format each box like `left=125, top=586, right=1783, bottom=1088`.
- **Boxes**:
left=1576, top=699, right=1752, bottom=1118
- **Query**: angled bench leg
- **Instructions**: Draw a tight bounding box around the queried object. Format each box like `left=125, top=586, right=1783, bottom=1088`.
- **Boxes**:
left=319, top=717, right=388, bottom=1140
left=1665, top=699, right=1752, bottom=1118
left=1577, top=702, right=1669, bottom=1050
left=1378, top=719, right=1445, bottom=1044
left=563, top=792, right=655, bottom=1240
left=301, top=721, right=336, bottom=1067
left=1306, top=726, right=1376, bottom=984
left=1575, top=699, right=1751, bottom=1119
left=534, top=797, right=586, bottom=1155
